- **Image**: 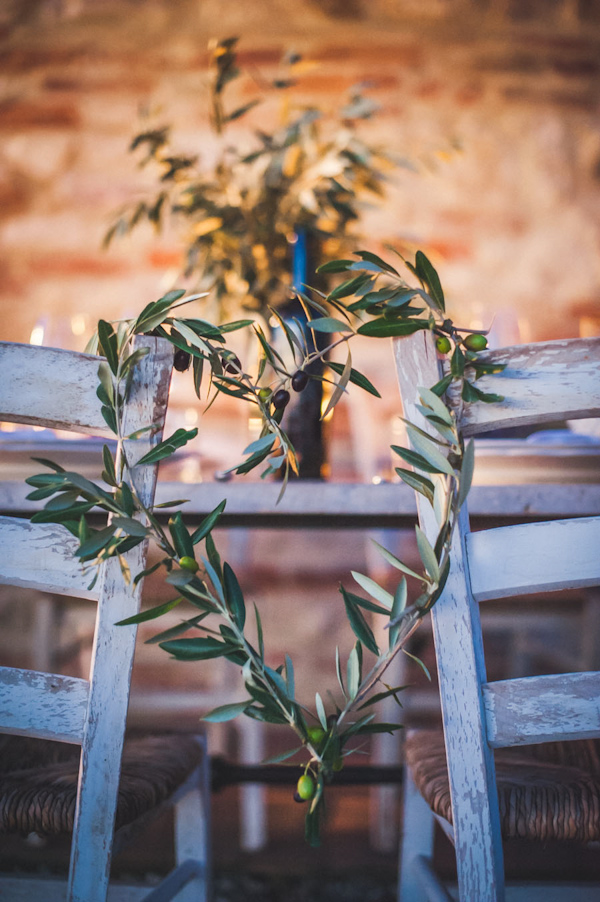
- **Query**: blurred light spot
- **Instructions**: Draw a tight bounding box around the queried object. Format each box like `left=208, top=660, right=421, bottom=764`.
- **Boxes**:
left=30, top=324, right=45, bottom=346
left=71, top=314, right=87, bottom=336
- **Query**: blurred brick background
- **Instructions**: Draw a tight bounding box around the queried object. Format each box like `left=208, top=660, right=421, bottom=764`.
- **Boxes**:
left=1, top=0, right=600, bottom=350
left=1, top=0, right=600, bottom=882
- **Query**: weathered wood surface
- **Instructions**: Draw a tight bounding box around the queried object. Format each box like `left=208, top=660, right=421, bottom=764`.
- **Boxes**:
left=394, top=331, right=600, bottom=902
left=468, top=517, right=600, bottom=601
left=0, top=667, right=88, bottom=743
left=0, top=342, right=112, bottom=435
left=0, top=516, right=98, bottom=598
left=394, top=329, right=506, bottom=902
left=484, top=672, right=600, bottom=747
left=450, top=337, right=600, bottom=436
left=0, top=338, right=209, bottom=902
left=68, top=337, right=173, bottom=902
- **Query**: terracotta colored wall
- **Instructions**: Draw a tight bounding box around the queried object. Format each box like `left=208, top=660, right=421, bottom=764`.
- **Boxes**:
left=1, top=0, right=599, bottom=352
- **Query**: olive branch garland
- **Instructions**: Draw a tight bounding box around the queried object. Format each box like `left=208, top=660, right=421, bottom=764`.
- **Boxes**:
left=25, top=249, right=506, bottom=846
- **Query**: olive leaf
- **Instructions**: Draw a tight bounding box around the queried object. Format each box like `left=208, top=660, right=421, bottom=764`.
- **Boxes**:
left=191, top=500, right=227, bottom=544
left=136, top=428, right=198, bottom=466
left=315, top=692, right=328, bottom=731
left=116, top=596, right=183, bottom=626
left=307, top=317, right=353, bottom=333
left=415, top=526, right=440, bottom=582
left=133, top=289, right=186, bottom=334
left=415, top=251, right=445, bottom=313
left=202, top=701, right=250, bottom=722
left=350, top=572, right=393, bottom=609
left=341, top=586, right=380, bottom=656
left=326, top=361, right=381, bottom=398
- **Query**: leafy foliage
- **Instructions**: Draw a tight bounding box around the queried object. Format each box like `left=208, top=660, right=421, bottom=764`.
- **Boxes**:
left=25, top=248, right=505, bottom=846
left=104, top=38, right=398, bottom=322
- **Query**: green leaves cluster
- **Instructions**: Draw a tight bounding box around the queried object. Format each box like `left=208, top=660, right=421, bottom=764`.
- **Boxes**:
left=25, top=247, right=505, bottom=847
left=104, top=37, right=397, bottom=322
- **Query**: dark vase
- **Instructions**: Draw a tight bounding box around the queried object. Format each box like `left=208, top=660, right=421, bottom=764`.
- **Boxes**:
left=280, top=229, right=328, bottom=480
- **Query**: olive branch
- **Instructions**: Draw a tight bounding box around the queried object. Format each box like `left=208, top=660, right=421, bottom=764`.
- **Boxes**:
left=25, top=249, right=505, bottom=845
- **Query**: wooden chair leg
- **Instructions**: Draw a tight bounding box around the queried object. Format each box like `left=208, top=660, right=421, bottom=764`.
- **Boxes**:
left=238, top=716, right=267, bottom=851
left=173, top=743, right=211, bottom=902
left=398, top=765, right=436, bottom=902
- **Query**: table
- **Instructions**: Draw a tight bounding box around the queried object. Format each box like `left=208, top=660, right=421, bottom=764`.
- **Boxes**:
left=2, top=479, right=599, bottom=527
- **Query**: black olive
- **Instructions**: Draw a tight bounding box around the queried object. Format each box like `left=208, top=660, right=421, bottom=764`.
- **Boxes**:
left=173, top=349, right=191, bottom=372
left=223, top=353, right=242, bottom=374
left=291, top=370, right=309, bottom=392
left=272, top=389, right=290, bottom=410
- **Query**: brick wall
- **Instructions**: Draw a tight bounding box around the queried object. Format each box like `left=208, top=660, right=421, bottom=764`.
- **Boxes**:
left=1, top=0, right=599, bottom=351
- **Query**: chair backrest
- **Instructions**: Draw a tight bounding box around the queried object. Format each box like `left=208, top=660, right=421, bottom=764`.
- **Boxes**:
left=0, top=337, right=173, bottom=902
left=394, top=331, right=600, bottom=901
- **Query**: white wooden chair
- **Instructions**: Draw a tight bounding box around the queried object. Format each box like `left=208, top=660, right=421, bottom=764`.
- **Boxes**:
left=0, top=339, right=209, bottom=902
left=395, top=332, right=600, bottom=902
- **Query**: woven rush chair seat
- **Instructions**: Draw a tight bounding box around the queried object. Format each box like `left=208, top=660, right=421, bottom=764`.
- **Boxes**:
left=0, top=733, right=203, bottom=836
left=406, top=728, right=600, bottom=844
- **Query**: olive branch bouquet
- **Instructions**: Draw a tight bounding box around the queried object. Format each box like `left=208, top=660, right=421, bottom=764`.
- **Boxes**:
left=25, top=249, right=505, bottom=845
left=104, top=37, right=397, bottom=323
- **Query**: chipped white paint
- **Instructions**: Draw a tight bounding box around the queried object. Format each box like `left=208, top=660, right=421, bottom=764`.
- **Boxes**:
left=452, top=337, right=600, bottom=436
left=468, top=517, right=600, bottom=601
left=0, top=338, right=209, bottom=902
left=395, top=329, right=505, bottom=902
left=0, top=516, right=98, bottom=599
left=394, top=330, right=600, bottom=902
left=484, top=672, right=600, bottom=747
left=67, top=337, right=173, bottom=902
left=0, top=342, right=112, bottom=436
left=0, top=666, right=88, bottom=743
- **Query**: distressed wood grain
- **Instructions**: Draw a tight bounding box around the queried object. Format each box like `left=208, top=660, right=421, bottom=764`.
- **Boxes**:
left=394, top=329, right=505, bottom=902
left=451, top=336, right=600, bottom=436
left=0, top=337, right=180, bottom=902
left=67, top=336, right=173, bottom=902
left=484, top=672, right=600, bottom=747
left=0, top=667, right=88, bottom=743
left=0, top=342, right=112, bottom=435
left=394, top=330, right=600, bottom=902
left=0, top=516, right=98, bottom=599
left=468, top=517, right=600, bottom=601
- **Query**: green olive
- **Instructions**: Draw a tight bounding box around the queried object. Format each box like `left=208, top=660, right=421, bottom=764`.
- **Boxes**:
left=463, top=333, right=488, bottom=351
left=257, top=387, right=272, bottom=401
left=435, top=336, right=451, bottom=354
left=307, top=726, right=326, bottom=745
left=179, top=556, right=199, bottom=573
left=296, top=774, right=316, bottom=801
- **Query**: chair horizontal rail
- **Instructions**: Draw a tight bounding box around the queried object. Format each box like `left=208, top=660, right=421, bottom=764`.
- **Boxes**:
left=0, top=515, right=98, bottom=599
left=0, top=667, right=88, bottom=744
left=467, top=517, right=600, bottom=602
left=0, top=342, right=112, bottom=436
left=483, top=671, right=600, bottom=747
left=454, top=337, right=600, bottom=436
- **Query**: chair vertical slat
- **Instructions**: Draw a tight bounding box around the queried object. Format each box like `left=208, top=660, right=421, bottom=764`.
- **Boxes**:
left=394, top=330, right=505, bottom=902
left=67, top=337, right=173, bottom=902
